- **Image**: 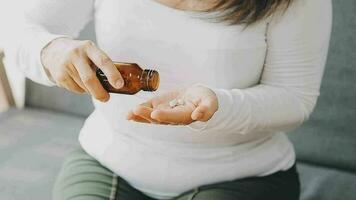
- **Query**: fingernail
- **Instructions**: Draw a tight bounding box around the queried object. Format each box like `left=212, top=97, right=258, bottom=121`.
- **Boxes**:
left=151, top=111, right=159, bottom=120
left=100, top=95, right=110, bottom=102
left=115, top=80, right=124, bottom=88
left=101, top=98, right=109, bottom=102
left=194, top=112, right=203, bottom=120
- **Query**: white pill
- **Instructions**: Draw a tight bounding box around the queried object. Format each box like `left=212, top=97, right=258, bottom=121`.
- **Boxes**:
left=169, top=99, right=178, bottom=108
left=177, top=99, right=185, bottom=106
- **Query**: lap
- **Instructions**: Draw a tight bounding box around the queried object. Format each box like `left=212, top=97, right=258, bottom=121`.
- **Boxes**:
left=52, top=148, right=151, bottom=200
left=175, top=165, right=300, bottom=200
left=53, top=148, right=300, bottom=200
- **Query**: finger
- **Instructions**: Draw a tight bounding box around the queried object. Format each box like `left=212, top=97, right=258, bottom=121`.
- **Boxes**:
left=140, top=100, right=154, bottom=108
left=85, top=42, right=124, bottom=88
left=191, top=105, right=208, bottom=121
left=73, top=57, right=109, bottom=102
left=127, top=111, right=150, bottom=123
left=144, top=90, right=181, bottom=108
left=133, top=105, right=160, bottom=123
left=59, top=76, right=85, bottom=94
left=67, top=64, right=89, bottom=93
left=151, top=106, right=194, bottom=125
left=191, top=99, right=216, bottom=122
left=191, top=110, right=204, bottom=121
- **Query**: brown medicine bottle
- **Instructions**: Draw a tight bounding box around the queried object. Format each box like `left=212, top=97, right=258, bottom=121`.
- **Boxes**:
left=96, top=62, right=160, bottom=95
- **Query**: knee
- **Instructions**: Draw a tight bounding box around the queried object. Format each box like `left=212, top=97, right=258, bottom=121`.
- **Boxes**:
left=52, top=148, right=114, bottom=200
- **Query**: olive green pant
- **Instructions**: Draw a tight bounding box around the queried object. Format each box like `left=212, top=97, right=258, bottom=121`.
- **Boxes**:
left=52, top=148, right=300, bottom=200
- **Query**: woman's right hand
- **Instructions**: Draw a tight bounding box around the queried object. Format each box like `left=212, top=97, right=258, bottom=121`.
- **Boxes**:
left=41, top=37, right=124, bottom=102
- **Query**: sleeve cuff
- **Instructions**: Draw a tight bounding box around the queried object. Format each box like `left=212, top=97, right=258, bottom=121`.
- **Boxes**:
left=31, top=32, right=69, bottom=86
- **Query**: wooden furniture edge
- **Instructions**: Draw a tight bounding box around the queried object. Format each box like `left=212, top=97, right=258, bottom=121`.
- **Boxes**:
left=0, top=51, right=15, bottom=111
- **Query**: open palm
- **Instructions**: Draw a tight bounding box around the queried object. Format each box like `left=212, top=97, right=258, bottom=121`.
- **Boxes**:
left=127, top=85, right=218, bottom=125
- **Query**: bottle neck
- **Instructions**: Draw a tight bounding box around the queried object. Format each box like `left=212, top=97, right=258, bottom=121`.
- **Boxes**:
left=140, top=69, right=160, bottom=91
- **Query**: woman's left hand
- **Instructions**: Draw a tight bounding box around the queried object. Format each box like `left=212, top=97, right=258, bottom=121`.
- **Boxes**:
left=127, top=85, right=218, bottom=125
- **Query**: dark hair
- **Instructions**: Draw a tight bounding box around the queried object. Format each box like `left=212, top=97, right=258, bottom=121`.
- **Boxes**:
left=205, top=0, right=292, bottom=25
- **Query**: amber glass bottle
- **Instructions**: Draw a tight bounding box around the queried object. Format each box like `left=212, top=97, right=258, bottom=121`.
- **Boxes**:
left=96, top=62, right=160, bottom=95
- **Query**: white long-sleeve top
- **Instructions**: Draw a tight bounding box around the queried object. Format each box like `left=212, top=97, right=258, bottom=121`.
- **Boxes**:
left=2, top=0, right=332, bottom=199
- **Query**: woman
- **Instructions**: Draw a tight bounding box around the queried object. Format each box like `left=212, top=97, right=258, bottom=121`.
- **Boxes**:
left=4, top=0, right=332, bottom=199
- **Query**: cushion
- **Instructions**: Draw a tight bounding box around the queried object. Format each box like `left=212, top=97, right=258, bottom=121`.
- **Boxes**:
left=298, top=162, right=356, bottom=200
left=0, top=108, right=83, bottom=200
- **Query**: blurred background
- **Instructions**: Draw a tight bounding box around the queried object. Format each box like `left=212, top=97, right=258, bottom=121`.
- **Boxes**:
left=0, top=0, right=355, bottom=200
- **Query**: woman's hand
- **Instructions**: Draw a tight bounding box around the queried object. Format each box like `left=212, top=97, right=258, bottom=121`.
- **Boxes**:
left=127, top=85, right=218, bottom=125
left=41, top=37, right=124, bottom=102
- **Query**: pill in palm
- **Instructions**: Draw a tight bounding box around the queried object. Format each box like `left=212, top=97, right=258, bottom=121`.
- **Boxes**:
left=169, top=99, right=178, bottom=108
left=177, top=99, right=185, bottom=105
